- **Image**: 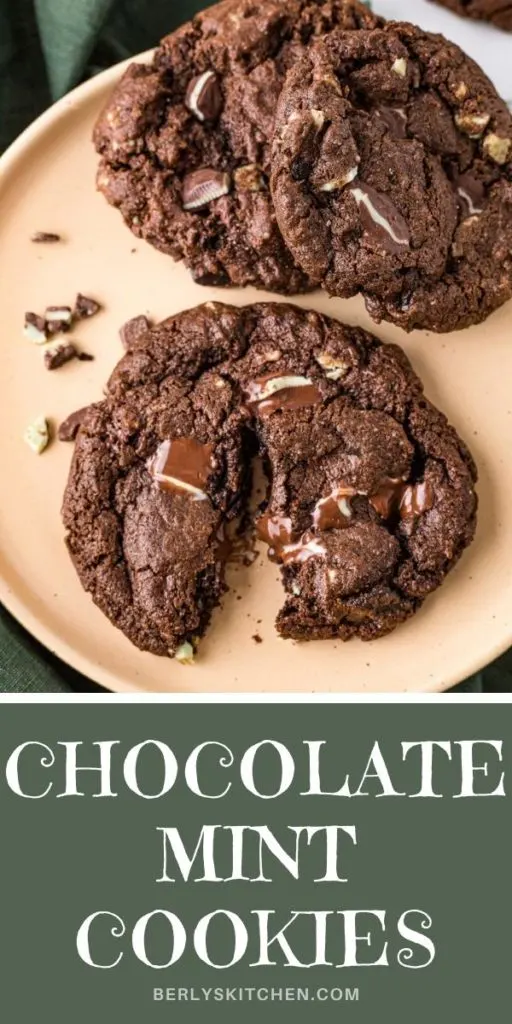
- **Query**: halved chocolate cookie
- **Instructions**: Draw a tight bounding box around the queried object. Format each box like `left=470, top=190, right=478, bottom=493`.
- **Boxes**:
left=62, top=304, right=251, bottom=657
left=271, top=22, right=512, bottom=331
left=93, top=0, right=379, bottom=294
left=63, top=302, right=477, bottom=655
left=229, top=304, right=478, bottom=640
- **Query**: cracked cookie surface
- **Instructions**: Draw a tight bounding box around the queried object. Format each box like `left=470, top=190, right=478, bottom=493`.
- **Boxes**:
left=63, top=302, right=477, bottom=656
left=271, top=22, right=512, bottom=331
left=93, top=0, right=379, bottom=294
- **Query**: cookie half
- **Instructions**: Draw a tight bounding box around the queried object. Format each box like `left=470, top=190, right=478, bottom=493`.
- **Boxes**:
left=63, top=302, right=477, bottom=655
left=271, top=23, right=512, bottom=331
left=429, top=0, right=512, bottom=31
left=93, top=0, right=379, bottom=294
left=62, top=304, right=250, bottom=657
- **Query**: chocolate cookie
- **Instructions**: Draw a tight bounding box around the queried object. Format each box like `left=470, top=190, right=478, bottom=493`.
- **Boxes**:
left=271, top=23, right=512, bottom=332
left=93, top=0, right=379, bottom=293
left=62, top=304, right=250, bottom=657
left=429, top=0, right=512, bottom=31
left=63, top=302, right=477, bottom=655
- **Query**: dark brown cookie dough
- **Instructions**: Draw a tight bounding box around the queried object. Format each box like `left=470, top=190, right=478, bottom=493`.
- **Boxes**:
left=93, top=0, right=379, bottom=294
left=63, top=302, right=477, bottom=655
left=429, top=0, right=512, bottom=31
left=271, top=23, right=512, bottom=332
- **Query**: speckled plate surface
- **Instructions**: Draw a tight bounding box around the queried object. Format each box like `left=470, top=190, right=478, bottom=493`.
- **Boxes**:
left=0, top=13, right=511, bottom=692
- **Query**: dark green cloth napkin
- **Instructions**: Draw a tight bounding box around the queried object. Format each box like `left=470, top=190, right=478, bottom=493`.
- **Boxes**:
left=0, top=0, right=508, bottom=692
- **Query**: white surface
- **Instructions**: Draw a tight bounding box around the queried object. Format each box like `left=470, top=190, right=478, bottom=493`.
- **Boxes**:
left=374, top=0, right=511, bottom=100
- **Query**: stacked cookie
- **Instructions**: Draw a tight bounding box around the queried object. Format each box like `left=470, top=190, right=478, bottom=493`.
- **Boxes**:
left=64, top=0, right=503, bottom=658
left=95, top=0, right=512, bottom=332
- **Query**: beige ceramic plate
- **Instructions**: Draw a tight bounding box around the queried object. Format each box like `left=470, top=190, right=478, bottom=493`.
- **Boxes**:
left=0, top=58, right=511, bottom=694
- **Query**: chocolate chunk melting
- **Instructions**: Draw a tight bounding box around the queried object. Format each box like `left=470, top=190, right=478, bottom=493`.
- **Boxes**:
left=245, top=375, right=323, bottom=417
left=351, top=183, right=410, bottom=253
left=150, top=437, right=214, bottom=499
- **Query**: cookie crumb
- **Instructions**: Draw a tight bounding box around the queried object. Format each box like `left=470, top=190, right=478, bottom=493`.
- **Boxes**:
left=74, top=293, right=101, bottom=319
left=175, top=641, right=195, bottom=664
left=31, top=231, right=61, bottom=243
left=24, top=312, right=47, bottom=344
left=43, top=343, right=78, bottom=370
left=120, top=314, right=152, bottom=349
left=24, top=415, right=50, bottom=454
left=45, top=306, right=73, bottom=334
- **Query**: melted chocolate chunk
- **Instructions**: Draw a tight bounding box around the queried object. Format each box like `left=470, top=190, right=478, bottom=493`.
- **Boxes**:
left=246, top=375, right=323, bottom=417
left=256, top=512, right=326, bottom=565
left=400, top=480, right=434, bottom=519
left=377, top=106, right=408, bottom=138
left=351, top=182, right=411, bottom=254
left=369, top=477, right=407, bottom=519
left=313, top=488, right=356, bottom=530
left=453, top=172, right=486, bottom=218
left=150, top=437, right=214, bottom=497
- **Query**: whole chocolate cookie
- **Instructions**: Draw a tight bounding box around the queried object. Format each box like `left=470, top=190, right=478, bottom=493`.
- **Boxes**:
left=271, top=23, right=512, bottom=332
left=63, top=302, right=477, bottom=655
left=93, top=0, right=379, bottom=293
left=429, top=0, right=512, bottom=31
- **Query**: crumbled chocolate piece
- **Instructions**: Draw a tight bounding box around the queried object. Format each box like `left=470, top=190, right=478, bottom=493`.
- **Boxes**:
left=43, top=343, right=78, bottom=370
left=77, top=352, right=95, bottom=361
left=24, top=416, right=50, bottom=454
left=24, top=312, right=47, bottom=344
left=58, top=406, right=91, bottom=442
left=74, top=293, right=101, bottom=319
left=30, top=231, right=61, bottom=243
left=252, top=633, right=263, bottom=644
left=45, top=306, right=73, bottom=334
left=119, top=314, right=152, bottom=350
